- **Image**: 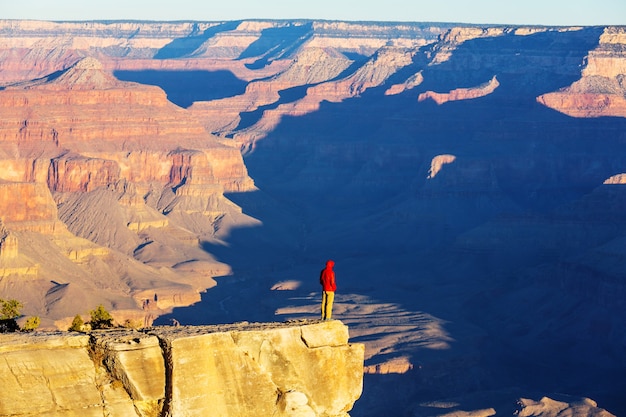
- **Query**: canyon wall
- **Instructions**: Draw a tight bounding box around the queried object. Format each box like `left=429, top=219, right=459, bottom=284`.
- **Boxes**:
left=0, top=19, right=452, bottom=328
left=538, top=27, right=626, bottom=117
left=0, top=17, right=625, bottom=417
left=0, top=320, right=364, bottom=417
left=0, top=53, right=255, bottom=328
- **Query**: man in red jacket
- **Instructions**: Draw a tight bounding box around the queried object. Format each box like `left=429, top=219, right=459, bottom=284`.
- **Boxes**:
left=320, top=260, right=337, bottom=320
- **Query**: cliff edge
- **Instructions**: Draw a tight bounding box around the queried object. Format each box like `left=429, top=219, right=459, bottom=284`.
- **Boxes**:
left=0, top=320, right=364, bottom=417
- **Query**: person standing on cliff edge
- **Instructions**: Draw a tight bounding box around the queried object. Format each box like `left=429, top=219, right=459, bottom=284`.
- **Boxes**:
left=320, top=260, right=337, bottom=320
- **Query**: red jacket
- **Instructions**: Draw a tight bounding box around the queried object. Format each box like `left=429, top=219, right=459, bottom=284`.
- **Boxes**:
left=320, top=260, right=337, bottom=292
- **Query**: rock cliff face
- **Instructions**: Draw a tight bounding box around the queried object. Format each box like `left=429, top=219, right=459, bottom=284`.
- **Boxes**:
left=0, top=20, right=218, bottom=83
left=0, top=51, right=256, bottom=326
left=418, top=75, right=500, bottom=104
left=538, top=27, right=626, bottom=117
left=0, top=19, right=451, bottom=327
left=0, top=320, right=364, bottom=417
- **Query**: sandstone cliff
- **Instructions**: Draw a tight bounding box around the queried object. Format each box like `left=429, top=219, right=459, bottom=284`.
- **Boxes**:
left=0, top=320, right=364, bottom=417
left=418, top=75, right=500, bottom=104
left=0, top=20, right=221, bottom=83
left=0, top=56, right=255, bottom=327
left=224, top=46, right=420, bottom=149
left=537, top=27, right=626, bottom=117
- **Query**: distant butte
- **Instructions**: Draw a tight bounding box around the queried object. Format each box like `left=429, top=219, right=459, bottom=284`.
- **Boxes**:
left=537, top=27, right=626, bottom=117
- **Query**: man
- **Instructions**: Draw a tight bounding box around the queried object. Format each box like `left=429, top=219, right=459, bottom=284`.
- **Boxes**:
left=320, top=260, right=337, bottom=320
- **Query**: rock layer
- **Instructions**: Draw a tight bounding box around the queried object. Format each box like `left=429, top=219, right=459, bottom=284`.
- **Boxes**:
left=537, top=27, right=626, bottom=117
left=0, top=320, right=364, bottom=417
left=0, top=56, right=255, bottom=326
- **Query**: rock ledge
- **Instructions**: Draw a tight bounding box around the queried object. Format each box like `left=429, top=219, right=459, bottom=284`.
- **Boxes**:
left=0, top=320, right=364, bottom=417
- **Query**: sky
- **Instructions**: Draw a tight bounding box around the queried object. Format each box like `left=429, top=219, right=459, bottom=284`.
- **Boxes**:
left=1, top=0, right=625, bottom=26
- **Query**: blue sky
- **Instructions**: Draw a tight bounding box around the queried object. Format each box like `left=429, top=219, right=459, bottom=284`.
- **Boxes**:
left=2, top=0, right=625, bottom=26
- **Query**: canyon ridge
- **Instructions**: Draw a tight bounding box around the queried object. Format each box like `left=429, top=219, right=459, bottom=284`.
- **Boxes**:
left=0, top=19, right=625, bottom=416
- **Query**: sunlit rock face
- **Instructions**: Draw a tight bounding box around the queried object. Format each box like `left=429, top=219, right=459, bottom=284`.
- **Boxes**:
left=538, top=27, right=626, bottom=117
left=418, top=75, right=500, bottom=104
left=0, top=320, right=364, bottom=417
left=0, top=20, right=212, bottom=83
left=0, top=55, right=254, bottom=327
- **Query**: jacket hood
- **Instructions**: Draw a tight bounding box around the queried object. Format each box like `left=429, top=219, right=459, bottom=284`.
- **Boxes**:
left=325, top=260, right=335, bottom=268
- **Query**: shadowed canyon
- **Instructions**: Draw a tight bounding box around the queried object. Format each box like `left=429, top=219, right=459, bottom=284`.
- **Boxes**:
left=1, top=19, right=625, bottom=416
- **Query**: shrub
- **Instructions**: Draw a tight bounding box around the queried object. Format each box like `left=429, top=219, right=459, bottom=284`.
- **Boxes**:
left=22, top=316, right=40, bottom=332
left=0, top=298, right=23, bottom=333
left=0, top=298, right=23, bottom=320
left=89, top=304, right=114, bottom=329
left=68, top=314, right=85, bottom=332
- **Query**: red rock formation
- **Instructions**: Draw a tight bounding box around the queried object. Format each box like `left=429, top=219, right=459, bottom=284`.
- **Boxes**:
left=0, top=57, right=254, bottom=190
left=385, top=71, right=424, bottom=95
left=48, top=153, right=121, bottom=193
left=537, top=27, right=626, bottom=117
left=312, top=47, right=416, bottom=99
left=189, top=47, right=354, bottom=134
left=537, top=91, right=626, bottom=118
left=0, top=19, right=217, bottom=83
left=0, top=57, right=253, bottom=326
left=427, top=154, right=457, bottom=179
left=428, top=26, right=514, bottom=65
left=418, top=75, right=500, bottom=104
left=603, top=173, right=626, bottom=184
left=226, top=47, right=418, bottom=148
left=0, top=181, right=59, bottom=226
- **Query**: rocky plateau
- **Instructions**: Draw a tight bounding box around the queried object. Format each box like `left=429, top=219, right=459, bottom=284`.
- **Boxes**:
left=0, top=320, right=364, bottom=417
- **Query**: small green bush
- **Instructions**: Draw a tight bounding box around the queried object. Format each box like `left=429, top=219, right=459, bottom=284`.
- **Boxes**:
left=68, top=314, right=85, bottom=332
left=22, top=316, right=40, bottom=332
left=0, top=299, right=23, bottom=333
left=0, top=298, right=23, bottom=320
left=89, top=304, right=114, bottom=329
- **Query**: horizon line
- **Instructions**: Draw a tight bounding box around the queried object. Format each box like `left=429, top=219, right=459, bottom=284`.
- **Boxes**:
left=0, top=17, right=622, bottom=28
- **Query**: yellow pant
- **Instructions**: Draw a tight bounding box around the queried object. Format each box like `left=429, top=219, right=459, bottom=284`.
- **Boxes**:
left=321, top=291, right=335, bottom=320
